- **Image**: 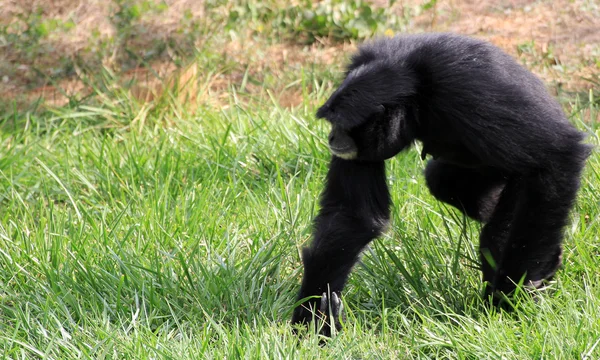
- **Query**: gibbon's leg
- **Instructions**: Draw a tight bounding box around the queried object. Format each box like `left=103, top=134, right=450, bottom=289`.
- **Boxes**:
left=480, top=151, right=587, bottom=298
left=424, top=160, right=506, bottom=223
left=292, top=157, right=390, bottom=335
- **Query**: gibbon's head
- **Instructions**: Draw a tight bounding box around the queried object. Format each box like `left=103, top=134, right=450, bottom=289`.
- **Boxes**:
left=316, top=59, right=417, bottom=161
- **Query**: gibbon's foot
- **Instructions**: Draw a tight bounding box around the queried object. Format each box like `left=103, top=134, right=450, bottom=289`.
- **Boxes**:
left=291, top=292, right=344, bottom=337
left=484, top=247, right=562, bottom=309
left=484, top=277, right=555, bottom=310
left=318, top=292, right=344, bottom=337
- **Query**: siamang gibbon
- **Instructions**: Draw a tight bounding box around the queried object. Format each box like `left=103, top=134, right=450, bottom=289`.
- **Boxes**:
left=291, top=33, right=591, bottom=336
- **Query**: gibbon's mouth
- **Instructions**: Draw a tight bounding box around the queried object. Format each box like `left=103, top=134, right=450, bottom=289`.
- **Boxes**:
left=329, top=146, right=358, bottom=160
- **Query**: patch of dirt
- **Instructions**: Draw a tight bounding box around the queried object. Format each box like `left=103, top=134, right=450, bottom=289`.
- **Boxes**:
left=0, top=0, right=206, bottom=108
left=0, top=0, right=116, bottom=91
left=394, top=0, right=600, bottom=93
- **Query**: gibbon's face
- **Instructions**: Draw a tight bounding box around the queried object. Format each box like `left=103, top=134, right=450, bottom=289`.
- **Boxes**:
left=316, top=61, right=412, bottom=162
left=317, top=91, right=408, bottom=162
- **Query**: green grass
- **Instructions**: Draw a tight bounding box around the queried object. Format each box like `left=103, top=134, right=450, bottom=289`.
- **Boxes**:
left=1, top=72, right=599, bottom=358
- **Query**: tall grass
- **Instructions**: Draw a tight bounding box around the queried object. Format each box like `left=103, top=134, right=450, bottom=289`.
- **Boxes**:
left=1, top=71, right=598, bottom=358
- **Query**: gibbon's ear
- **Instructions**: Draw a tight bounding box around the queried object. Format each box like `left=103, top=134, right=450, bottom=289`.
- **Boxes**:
left=316, top=61, right=418, bottom=130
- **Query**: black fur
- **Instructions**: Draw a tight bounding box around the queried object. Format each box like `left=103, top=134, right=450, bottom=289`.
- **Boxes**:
left=291, top=33, right=591, bottom=334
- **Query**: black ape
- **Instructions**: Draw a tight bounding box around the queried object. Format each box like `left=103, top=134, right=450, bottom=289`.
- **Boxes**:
left=291, top=33, right=590, bottom=335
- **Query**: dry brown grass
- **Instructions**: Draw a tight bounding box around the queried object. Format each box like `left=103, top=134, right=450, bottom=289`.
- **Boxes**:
left=1, top=0, right=599, bottom=111
left=388, top=0, right=600, bottom=93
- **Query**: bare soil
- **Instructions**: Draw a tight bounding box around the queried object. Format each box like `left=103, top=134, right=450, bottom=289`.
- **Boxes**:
left=1, top=0, right=598, bottom=111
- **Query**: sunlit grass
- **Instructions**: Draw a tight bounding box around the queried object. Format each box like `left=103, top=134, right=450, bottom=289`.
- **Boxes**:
left=0, top=66, right=598, bottom=358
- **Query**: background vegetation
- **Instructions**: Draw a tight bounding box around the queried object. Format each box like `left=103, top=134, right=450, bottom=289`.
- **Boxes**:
left=0, top=0, right=598, bottom=358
